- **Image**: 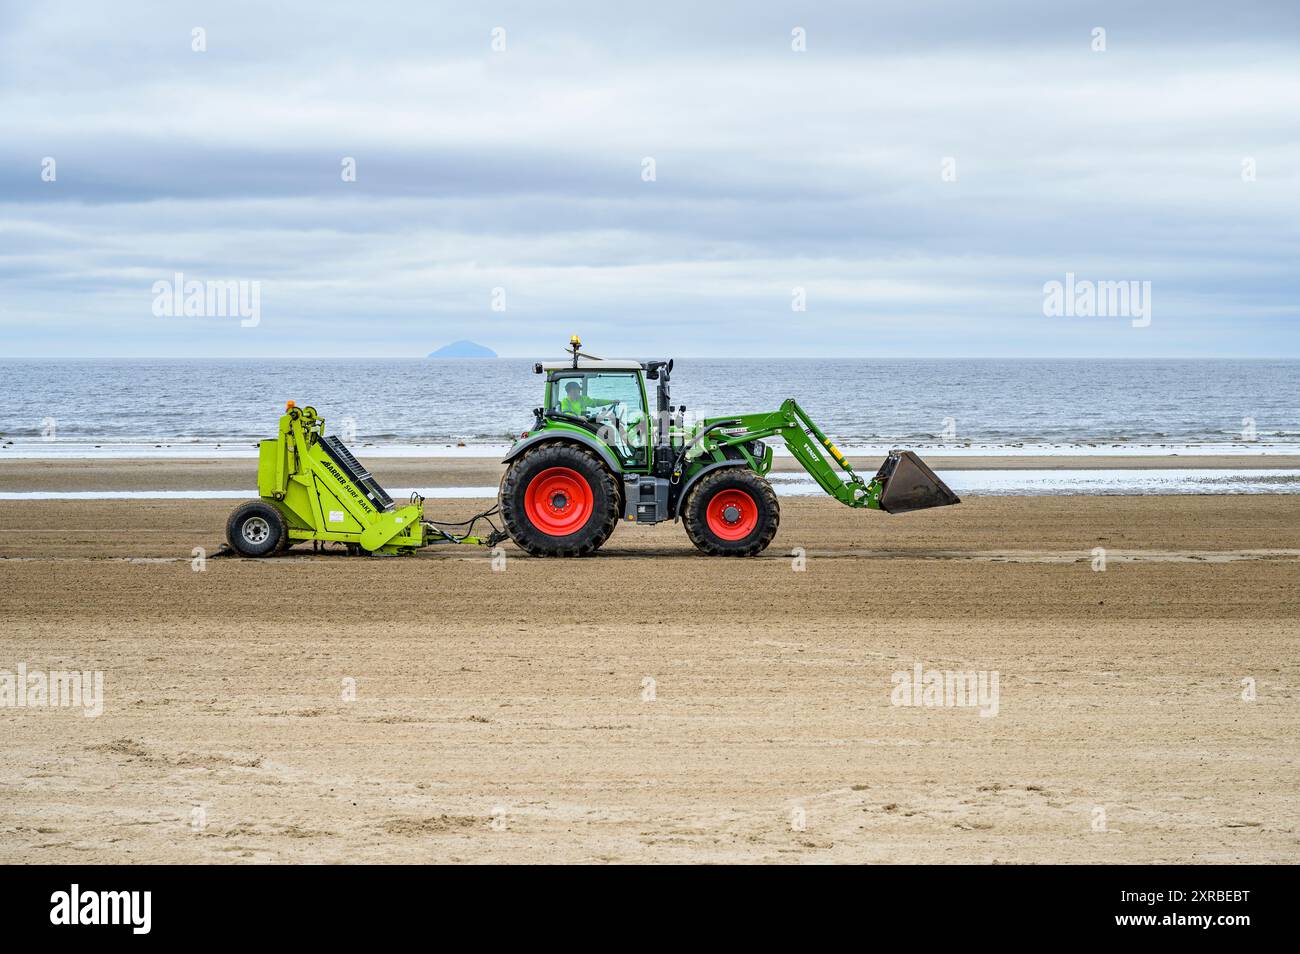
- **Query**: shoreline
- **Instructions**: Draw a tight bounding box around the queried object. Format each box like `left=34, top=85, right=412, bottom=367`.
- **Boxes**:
left=2, top=454, right=1300, bottom=495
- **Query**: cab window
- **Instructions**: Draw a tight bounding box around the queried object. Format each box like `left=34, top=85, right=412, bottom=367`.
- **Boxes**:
left=549, top=372, right=648, bottom=463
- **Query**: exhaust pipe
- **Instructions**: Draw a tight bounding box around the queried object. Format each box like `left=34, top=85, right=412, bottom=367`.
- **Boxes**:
left=872, top=450, right=960, bottom=514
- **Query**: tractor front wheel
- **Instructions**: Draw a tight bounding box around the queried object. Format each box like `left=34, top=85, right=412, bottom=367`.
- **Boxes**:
left=226, top=500, right=286, bottom=558
left=682, top=469, right=780, bottom=556
left=500, top=443, right=620, bottom=556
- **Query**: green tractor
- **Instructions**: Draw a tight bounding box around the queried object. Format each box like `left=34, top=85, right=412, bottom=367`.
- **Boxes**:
left=497, top=336, right=958, bottom=557
left=224, top=336, right=958, bottom=559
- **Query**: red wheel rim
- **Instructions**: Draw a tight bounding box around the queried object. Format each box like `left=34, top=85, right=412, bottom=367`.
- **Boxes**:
left=524, top=467, right=593, bottom=535
left=705, top=488, right=758, bottom=541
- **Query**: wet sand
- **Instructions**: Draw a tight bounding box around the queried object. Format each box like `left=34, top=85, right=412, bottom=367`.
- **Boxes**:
left=2, top=453, right=1299, bottom=492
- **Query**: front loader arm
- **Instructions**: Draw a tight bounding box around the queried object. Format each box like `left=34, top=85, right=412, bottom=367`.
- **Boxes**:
left=702, top=399, right=881, bottom=509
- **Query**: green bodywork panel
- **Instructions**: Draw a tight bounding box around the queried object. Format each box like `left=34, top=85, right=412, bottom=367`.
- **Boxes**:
left=256, top=406, right=426, bottom=554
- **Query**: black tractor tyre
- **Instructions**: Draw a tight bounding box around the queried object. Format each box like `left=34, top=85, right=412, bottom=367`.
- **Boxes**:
left=682, top=468, right=780, bottom=556
left=226, top=500, right=287, bottom=558
left=499, top=443, right=620, bottom=556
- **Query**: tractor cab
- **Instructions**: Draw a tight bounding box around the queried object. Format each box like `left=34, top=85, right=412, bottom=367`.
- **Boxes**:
left=540, top=358, right=650, bottom=467
left=542, top=361, right=650, bottom=465
left=532, top=337, right=674, bottom=469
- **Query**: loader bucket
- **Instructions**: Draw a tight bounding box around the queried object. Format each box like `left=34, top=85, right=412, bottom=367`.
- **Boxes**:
left=873, top=450, right=960, bottom=514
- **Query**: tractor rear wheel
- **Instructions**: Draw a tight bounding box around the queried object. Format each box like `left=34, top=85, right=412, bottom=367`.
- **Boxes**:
left=226, top=500, right=286, bottom=558
left=682, top=468, right=780, bottom=556
left=499, top=443, right=620, bottom=556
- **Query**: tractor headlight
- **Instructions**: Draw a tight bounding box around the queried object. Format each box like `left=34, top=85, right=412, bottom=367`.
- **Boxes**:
left=749, top=440, right=766, bottom=459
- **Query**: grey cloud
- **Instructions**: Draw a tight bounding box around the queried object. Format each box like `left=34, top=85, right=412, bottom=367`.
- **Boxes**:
left=1, top=1, right=1297, bottom=358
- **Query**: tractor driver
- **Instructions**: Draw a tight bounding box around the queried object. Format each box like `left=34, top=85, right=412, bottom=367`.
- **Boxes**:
left=560, top=380, right=616, bottom=417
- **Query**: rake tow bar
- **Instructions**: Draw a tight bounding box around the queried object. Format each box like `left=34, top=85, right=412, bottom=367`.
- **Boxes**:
left=422, top=503, right=509, bottom=548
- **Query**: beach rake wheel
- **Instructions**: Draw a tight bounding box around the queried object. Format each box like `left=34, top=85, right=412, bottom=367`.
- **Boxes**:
left=226, top=500, right=286, bottom=558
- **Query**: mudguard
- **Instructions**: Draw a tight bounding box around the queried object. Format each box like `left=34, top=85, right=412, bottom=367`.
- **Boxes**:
left=671, top=459, right=750, bottom=518
left=503, top=431, right=622, bottom=475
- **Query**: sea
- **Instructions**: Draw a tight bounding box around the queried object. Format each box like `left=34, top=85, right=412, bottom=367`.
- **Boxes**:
left=1, top=358, right=1296, bottom=454
left=1, top=358, right=1298, bottom=496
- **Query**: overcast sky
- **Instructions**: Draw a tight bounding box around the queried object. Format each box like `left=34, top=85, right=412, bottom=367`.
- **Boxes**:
left=2, top=1, right=1298, bottom=358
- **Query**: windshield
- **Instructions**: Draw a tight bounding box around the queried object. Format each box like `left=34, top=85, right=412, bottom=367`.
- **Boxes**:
left=549, top=371, right=648, bottom=462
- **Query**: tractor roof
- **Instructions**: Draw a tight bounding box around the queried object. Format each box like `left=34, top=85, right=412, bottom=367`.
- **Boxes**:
left=541, top=358, right=643, bottom=371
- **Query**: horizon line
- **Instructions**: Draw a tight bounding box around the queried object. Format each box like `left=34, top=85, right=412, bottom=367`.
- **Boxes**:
left=5, top=354, right=1299, bottom=362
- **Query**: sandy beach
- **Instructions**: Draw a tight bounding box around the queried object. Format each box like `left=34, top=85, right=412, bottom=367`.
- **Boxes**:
left=1, top=458, right=1297, bottom=863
